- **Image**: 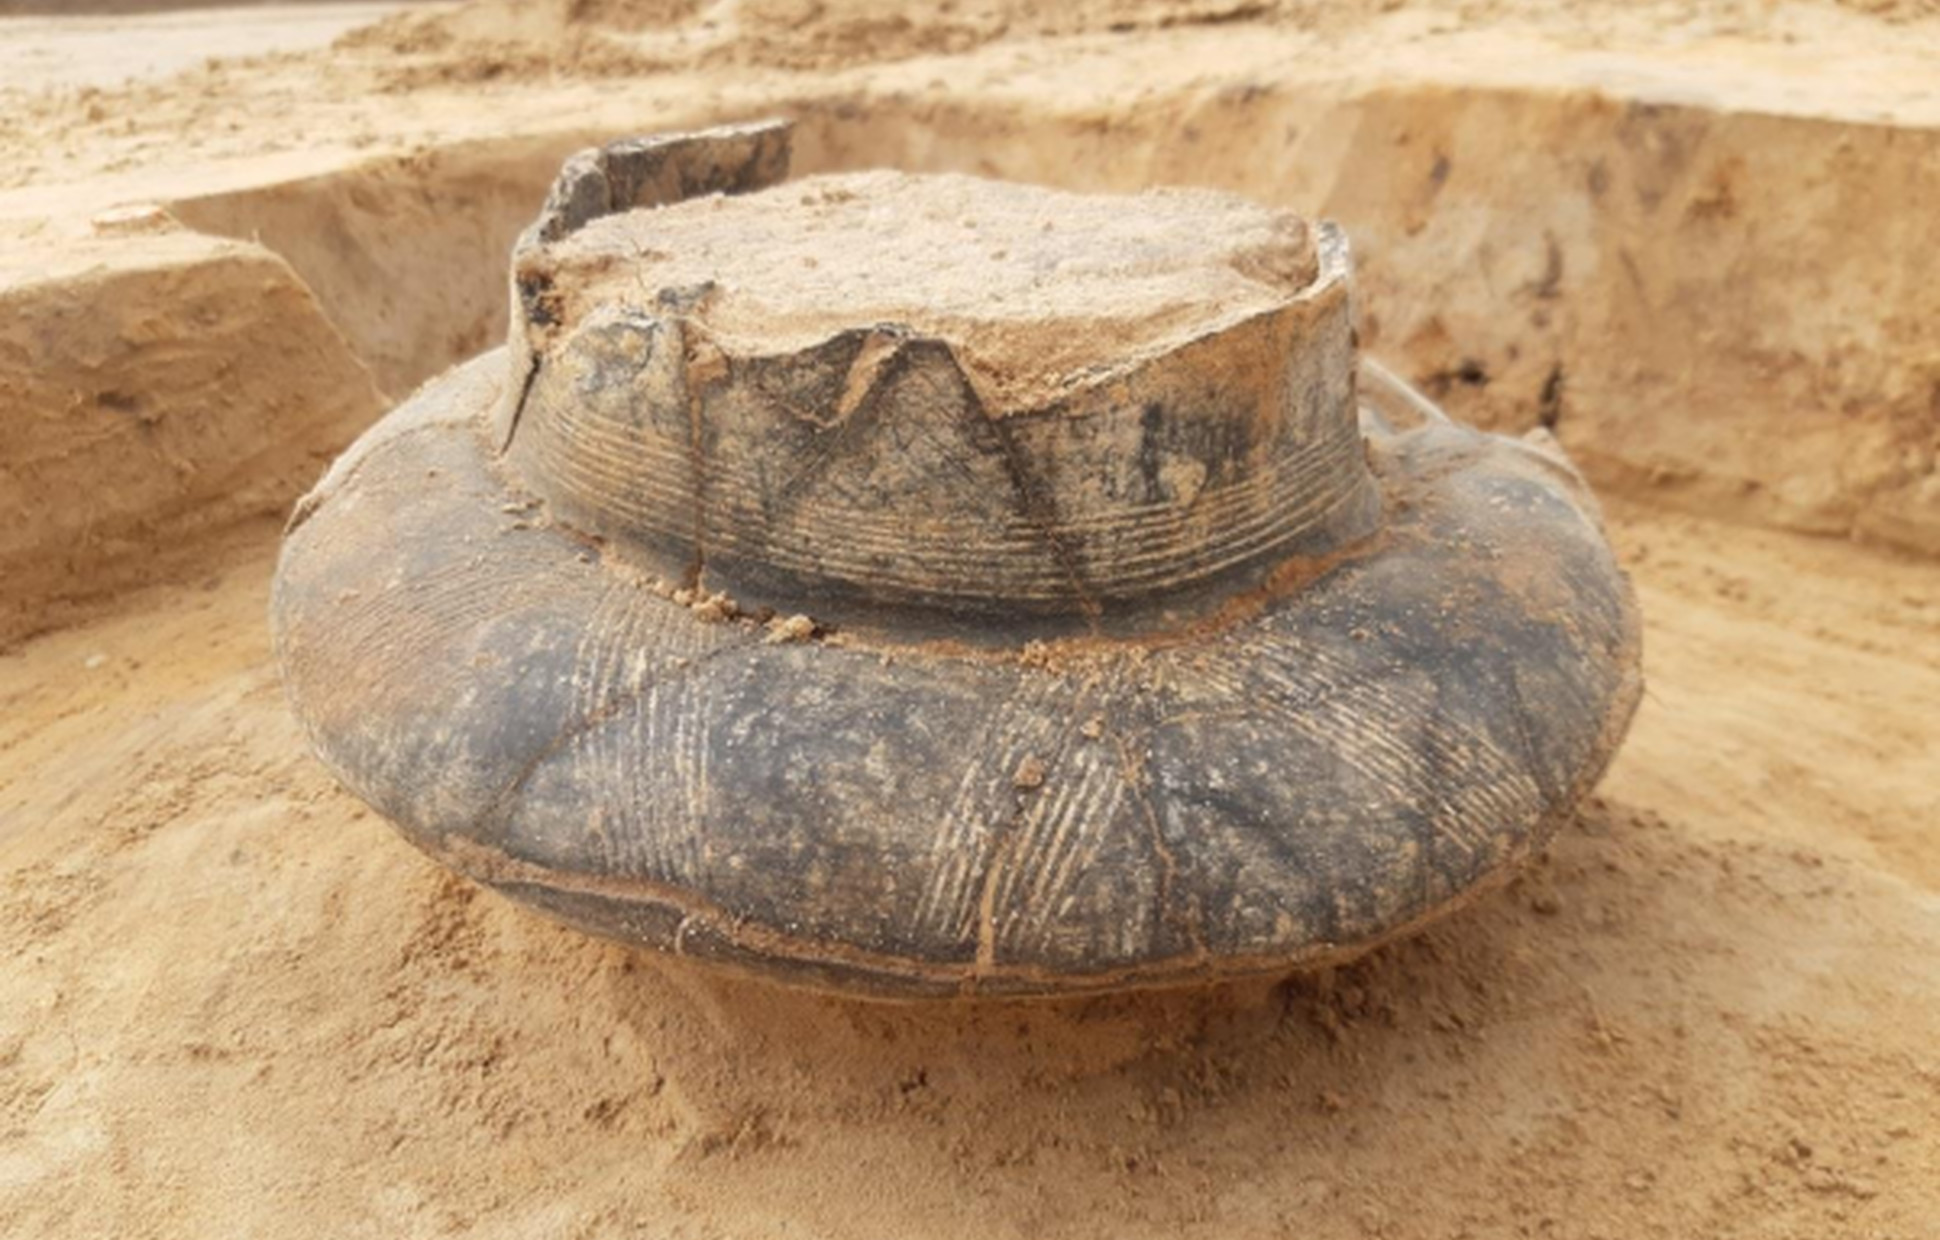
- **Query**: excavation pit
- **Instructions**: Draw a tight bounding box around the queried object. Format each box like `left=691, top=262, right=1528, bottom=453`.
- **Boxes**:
left=5, top=6, right=1939, bottom=1234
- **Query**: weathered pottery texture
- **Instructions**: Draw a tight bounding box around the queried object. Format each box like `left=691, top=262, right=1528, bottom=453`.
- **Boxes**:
left=272, top=120, right=1642, bottom=997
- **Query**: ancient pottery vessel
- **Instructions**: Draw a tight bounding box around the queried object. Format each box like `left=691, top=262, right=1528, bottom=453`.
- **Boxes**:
left=272, top=121, right=1641, bottom=997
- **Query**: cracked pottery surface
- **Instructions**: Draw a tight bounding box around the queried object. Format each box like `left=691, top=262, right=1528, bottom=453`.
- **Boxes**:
left=271, top=121, right=1641, bottom=996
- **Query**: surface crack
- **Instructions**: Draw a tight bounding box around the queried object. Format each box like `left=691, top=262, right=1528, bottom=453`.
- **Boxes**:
left=986, top=411, right=1104, bottom=632
left=483, top=634, right=758, bottom=835
left=497, top=350, right=543, bottom=456
left=1113, top=730, right=1207, bottom=961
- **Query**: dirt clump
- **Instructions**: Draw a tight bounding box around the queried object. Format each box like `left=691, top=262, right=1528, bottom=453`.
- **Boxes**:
left=541, top=169, right=1319, bottom=411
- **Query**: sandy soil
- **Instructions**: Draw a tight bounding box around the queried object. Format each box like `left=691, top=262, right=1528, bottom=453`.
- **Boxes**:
left=0, top=3, right=428, bottom=92
left=1, top=1, right=1937, bottom=1237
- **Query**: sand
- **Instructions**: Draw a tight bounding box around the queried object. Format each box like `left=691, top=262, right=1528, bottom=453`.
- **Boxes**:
left=1, top=1, right=1937, bottom=1237
left=0, top=2, right=420, bottom=90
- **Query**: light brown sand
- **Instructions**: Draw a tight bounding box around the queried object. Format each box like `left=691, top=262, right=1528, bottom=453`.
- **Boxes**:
left=0, top=3, right=426, bottom=91
left=0, top=2, right=1937, bottom=1237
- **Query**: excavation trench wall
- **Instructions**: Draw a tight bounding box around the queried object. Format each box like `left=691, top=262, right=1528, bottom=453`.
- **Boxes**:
left=4, top=57, right=1936, bottom=642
